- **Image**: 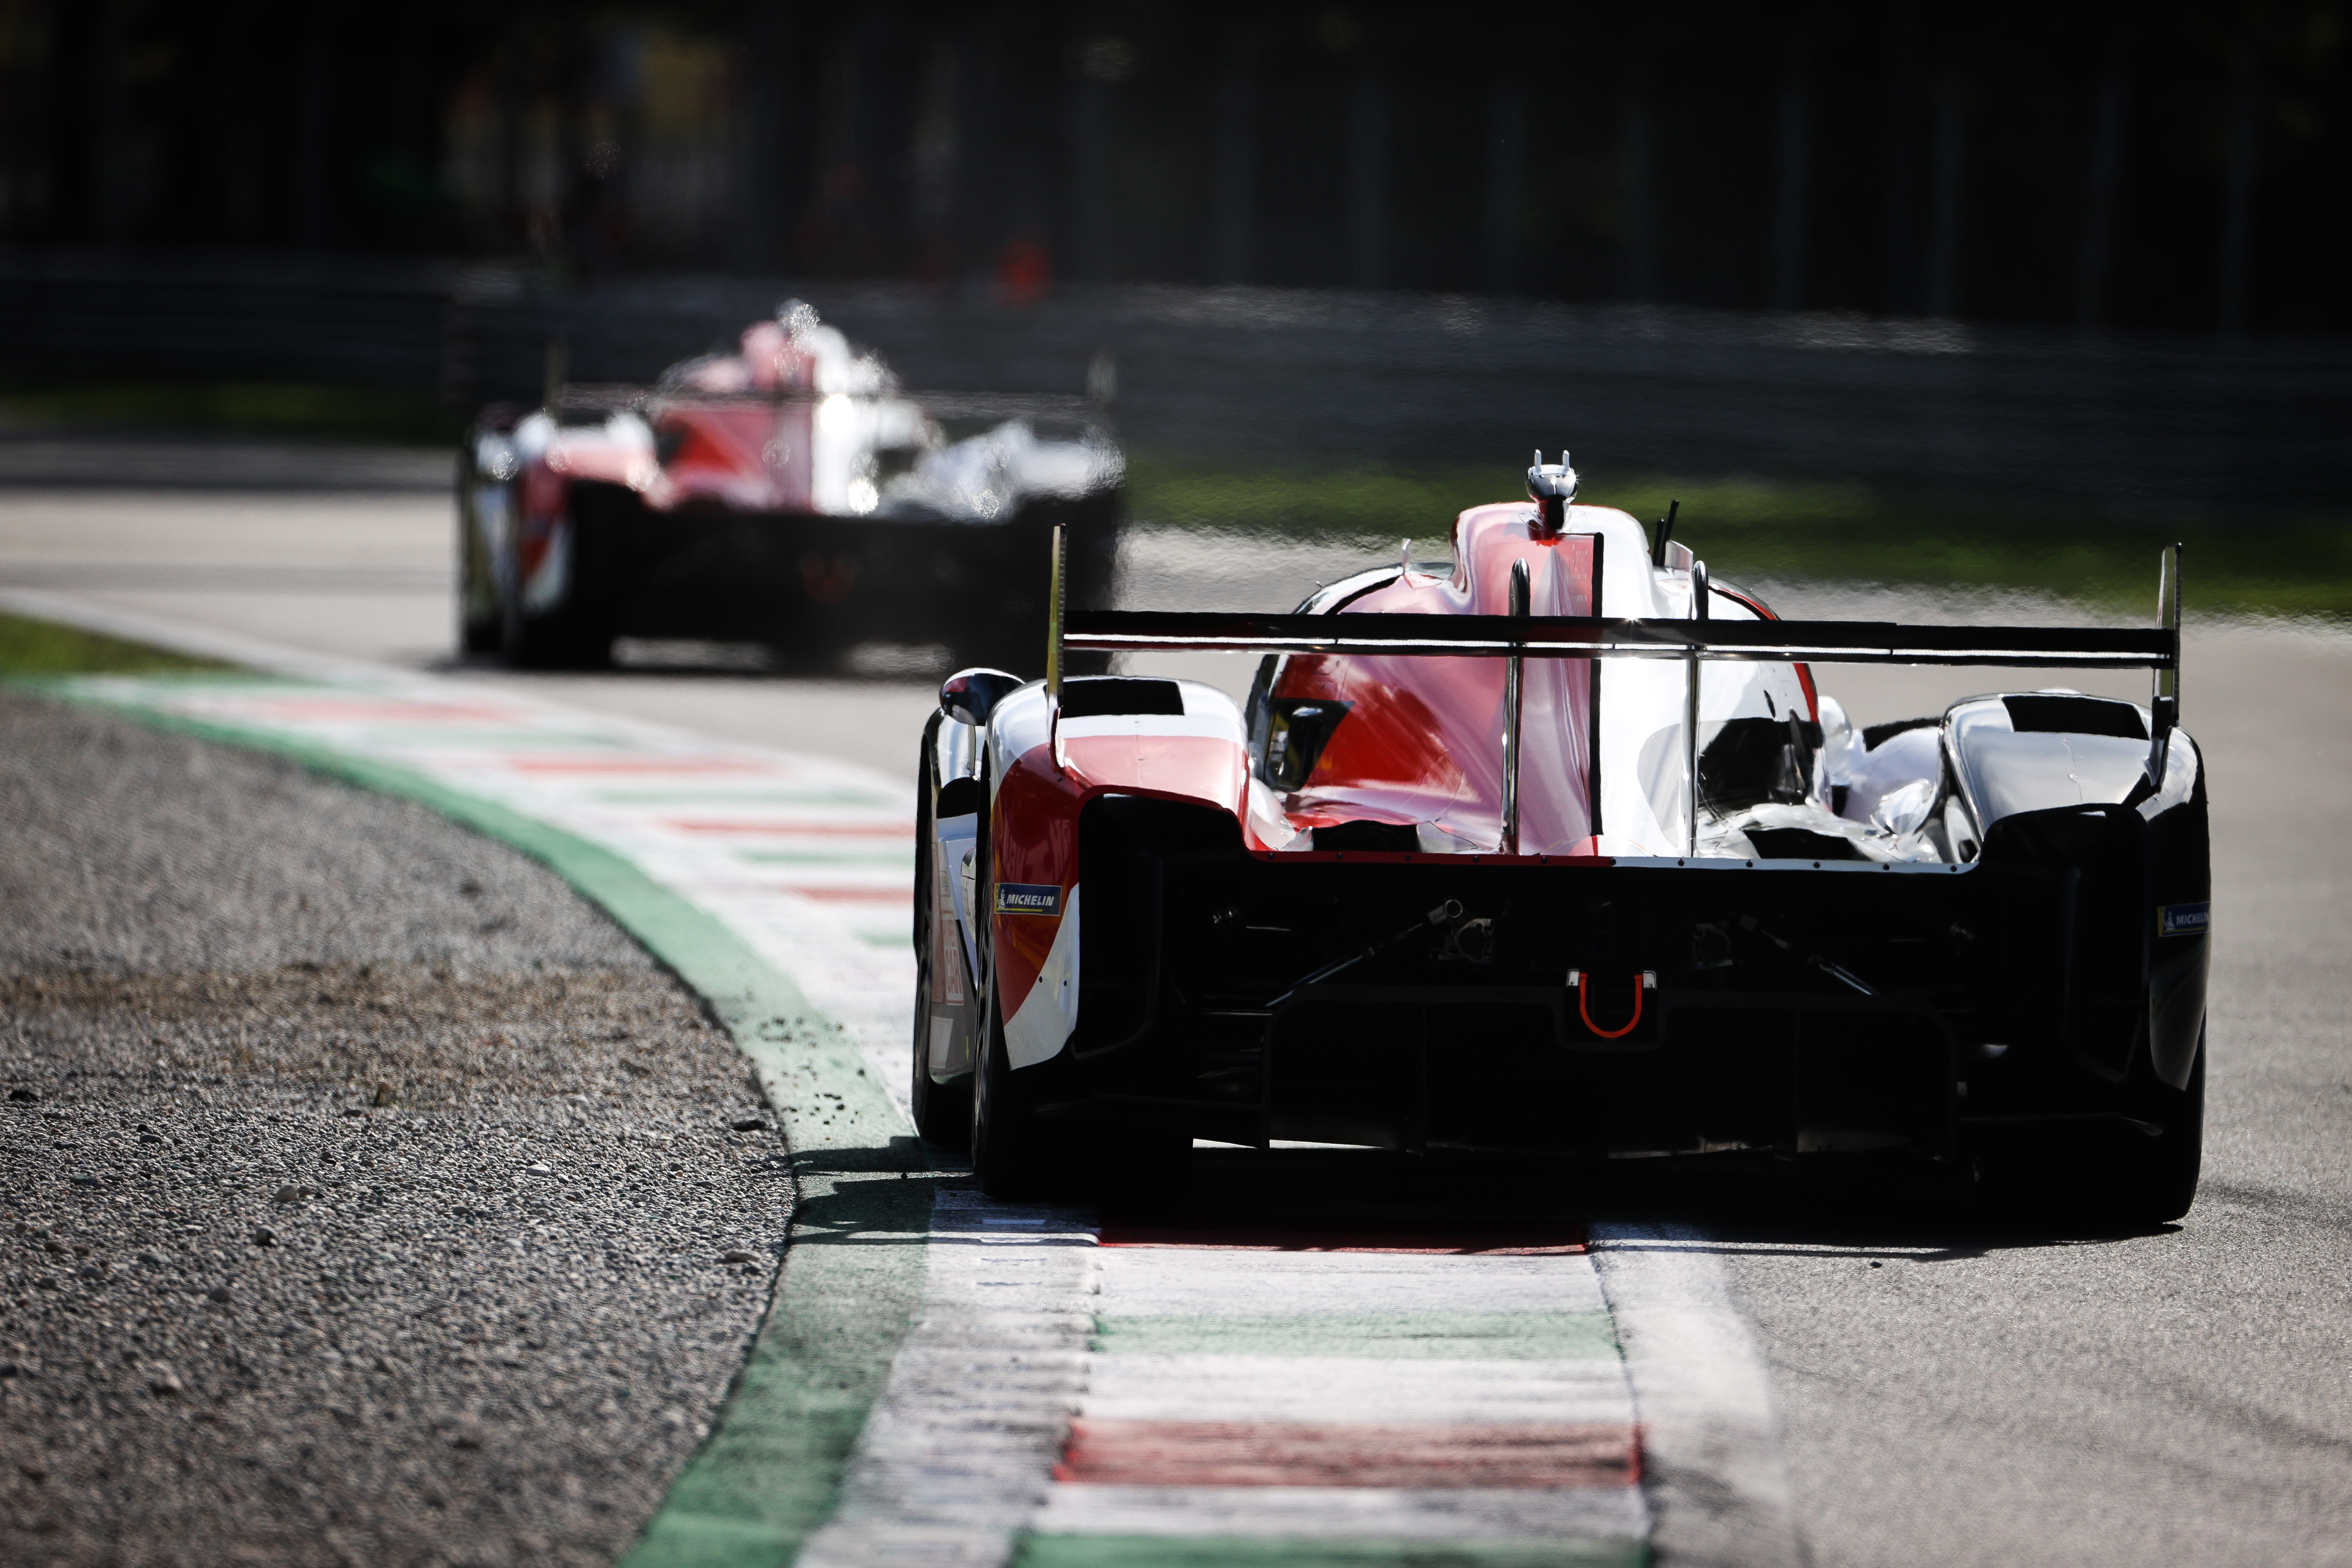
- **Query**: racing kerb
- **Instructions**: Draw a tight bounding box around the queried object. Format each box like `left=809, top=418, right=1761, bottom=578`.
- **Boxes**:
left=4, top=590, right=1799, bottom=1568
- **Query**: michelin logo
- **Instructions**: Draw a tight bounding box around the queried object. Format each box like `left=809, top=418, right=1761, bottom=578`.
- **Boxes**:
left=2158, top=902, right=2209, bottom=937
left=995, top=882, right=1064, bottom=917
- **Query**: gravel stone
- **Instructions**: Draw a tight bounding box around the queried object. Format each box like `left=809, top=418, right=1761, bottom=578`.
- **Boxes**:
left=0, top=691, right=792, bottom=1568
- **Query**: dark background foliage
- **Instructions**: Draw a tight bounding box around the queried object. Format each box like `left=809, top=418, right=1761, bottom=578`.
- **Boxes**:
left=2, top=1, right=2345, bottom=334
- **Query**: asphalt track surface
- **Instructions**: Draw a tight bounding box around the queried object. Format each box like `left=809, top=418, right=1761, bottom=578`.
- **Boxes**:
left=4, top=434, right=2351, bottom=1565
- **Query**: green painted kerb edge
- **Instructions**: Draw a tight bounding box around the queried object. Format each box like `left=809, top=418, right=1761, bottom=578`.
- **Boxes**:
left=28, top=677, right=928, bottom=1568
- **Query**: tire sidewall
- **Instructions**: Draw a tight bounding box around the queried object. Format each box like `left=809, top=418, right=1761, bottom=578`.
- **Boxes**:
left=2140, top=1020, right=2206, bottom=1222
left=1981, top=1017, right=2205, bottom=1229
left=911, top=732, right=935, bottom=1130
left=456, top=464, right=502, bottom=654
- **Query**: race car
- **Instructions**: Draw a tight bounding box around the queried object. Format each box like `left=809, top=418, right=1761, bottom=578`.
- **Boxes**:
left=457, top=301, right=1122, bottom=671
left=913, top=454, right=2206, bottom=1223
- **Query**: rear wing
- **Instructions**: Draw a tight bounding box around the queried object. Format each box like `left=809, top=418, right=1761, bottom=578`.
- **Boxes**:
left=549, top=383, right=1101, bottom=424
left=1041, top=524, right=2184, bottom=854
left=1059, top=609, right=2177, bottom=669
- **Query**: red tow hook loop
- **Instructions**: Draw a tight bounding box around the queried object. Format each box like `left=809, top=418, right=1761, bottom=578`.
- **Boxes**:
left=1570, top=969, right=1657, bottom=1039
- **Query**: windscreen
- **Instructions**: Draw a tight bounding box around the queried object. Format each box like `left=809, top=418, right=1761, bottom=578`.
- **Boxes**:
left=1263, top=512, right=1598, bottom=854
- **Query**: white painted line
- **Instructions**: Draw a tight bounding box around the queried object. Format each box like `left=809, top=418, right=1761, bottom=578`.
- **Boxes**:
left=1075, top=1355, right=1635, bottom=1427
left=1590, top=1223, right=1803, bottom=1568
left=797, top=1186, right=1099, bottom=1568
left=1032, top=1482, right=1651, bottom=1541
left=1096, top=1246, right=1613, bottom=1316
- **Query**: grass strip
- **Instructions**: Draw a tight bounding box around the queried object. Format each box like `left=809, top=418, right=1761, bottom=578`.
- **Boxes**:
left=1126, top=454, right=2352, bottom=622
left=0, top=611, right=241, bottom=676
left=0, top=377, right=459, bottom=445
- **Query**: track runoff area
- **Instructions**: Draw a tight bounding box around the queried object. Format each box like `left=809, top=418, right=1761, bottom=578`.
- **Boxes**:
left=13, top=605, right=1796, bottom=1568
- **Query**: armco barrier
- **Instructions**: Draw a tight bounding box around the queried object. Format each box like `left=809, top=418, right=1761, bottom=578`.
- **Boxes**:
left=4, top=248, right=2347, bottom=522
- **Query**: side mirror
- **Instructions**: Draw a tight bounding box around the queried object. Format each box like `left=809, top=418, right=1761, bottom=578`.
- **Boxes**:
left=939, top=668, right=1022, bottom=728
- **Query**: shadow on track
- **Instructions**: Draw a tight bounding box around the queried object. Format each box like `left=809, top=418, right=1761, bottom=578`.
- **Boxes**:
left=1099, top=1145, right=2184, bottom=1259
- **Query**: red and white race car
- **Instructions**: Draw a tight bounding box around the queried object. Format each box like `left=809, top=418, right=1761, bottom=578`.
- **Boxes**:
left=459, top=301, right=1121, bottom=670
left=914, top=455, right=2207, bottom=1224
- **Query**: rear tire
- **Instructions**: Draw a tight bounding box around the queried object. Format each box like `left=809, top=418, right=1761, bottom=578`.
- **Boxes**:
left=1980, top=1020, right=2205, bottom=1230
left=909, top=908, right=972, bottom=1146
left=456, top=459, right=504, bottom=655
left=971, top=978, right=1083, bottom=1199
left=908, top=972, right=970, bottom=1146
left=2107, top=1022, right=2205, bottom=1225
left=969, top=986, right=1029, bottom=1197
left=969, top=980, right=1184, bottom=1201
left=501, top=488, right=621, bottom=670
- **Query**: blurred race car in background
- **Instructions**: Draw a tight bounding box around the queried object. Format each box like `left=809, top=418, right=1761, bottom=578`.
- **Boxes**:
left=914, top=454, right=2207, bottom=1225
left=458, top=301, right=1122, bottom=671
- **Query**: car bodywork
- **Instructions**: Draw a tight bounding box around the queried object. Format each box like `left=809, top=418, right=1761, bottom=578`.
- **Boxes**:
left=457, top=301, right=1121, bottom=670
left=915, top=456, right=2206, bottom=1218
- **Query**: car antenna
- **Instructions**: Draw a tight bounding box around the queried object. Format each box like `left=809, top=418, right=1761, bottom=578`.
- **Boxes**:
left=1651, top=499, right=1679, bottom=567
